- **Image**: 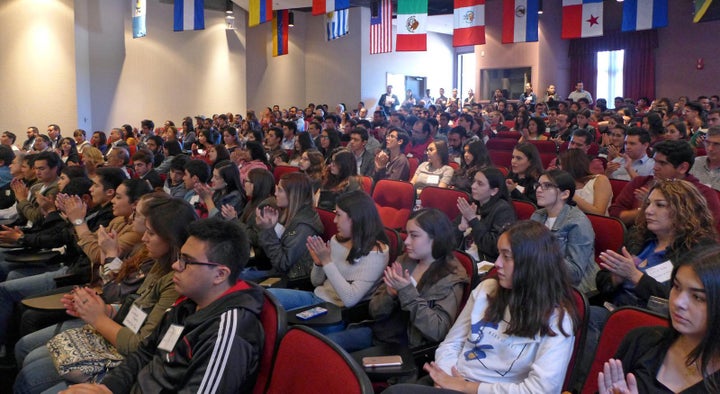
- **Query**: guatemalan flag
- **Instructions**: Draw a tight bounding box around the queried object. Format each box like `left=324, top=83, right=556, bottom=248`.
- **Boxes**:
left=453, top=0, right=485, bottom=47
left=174, top=0, right=205, bottom=31
left=313, top=0, right=350, bottom=16
left=562, top=0, right=603, bottom=39
left=502, top=0, right=538, bottom=43
left=622, top=0, right=668, bottom=31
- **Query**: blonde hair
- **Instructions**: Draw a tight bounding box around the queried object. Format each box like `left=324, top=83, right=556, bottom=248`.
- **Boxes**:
left=82, top=146, right=103, bottom=165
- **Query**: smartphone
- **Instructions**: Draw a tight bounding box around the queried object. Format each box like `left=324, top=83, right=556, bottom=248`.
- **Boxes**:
left=259, top=277, right=281, bottom=288
left=295, top=306, right=328, bottom=320
left=362, top=355, right=402, bottom=368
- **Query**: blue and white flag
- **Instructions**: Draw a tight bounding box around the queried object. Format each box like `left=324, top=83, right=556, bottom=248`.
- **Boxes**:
left=174, top=0, right=205, bottom=31
left=622, top=0, right=668, bottom=31
left=132, top=0, right=146, bottom=38
left=326, top=9, right=349, bottom=41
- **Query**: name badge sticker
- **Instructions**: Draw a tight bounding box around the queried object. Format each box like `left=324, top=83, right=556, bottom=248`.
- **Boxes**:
left=158, top=324, right=185, bottom=352
left=122, top=304, right=148, bottom=334
left=645, top=260, right=673, bottom=283
left=426, top=175, right=440, bottom=184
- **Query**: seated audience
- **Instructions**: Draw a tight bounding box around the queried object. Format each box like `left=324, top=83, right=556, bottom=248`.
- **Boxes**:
left=131, top=148, right=163, bottom=189
left=450, top=141, right=492, bottom=193
left=269, top=191, right=389, bottom=311
left=606, top=127, right=654, bottom=181
left=59, top=218, right=264, bottom=393
left=690, top=125, right=720, bottom=191
left=374, top=128, right=410, bottom=182
left=506, top=142, right=543, bottom=204
left=316, top=149, right=362, bottom=211
left=195, top=160, right=245, bottom=218
left=598, top=244, right=720, bottom=394
left=559, top=148, right=612, bottom=215
left=299, top=149, right=324, bottom=193
left=411, top=140, right=454, bottom=194
left=385, top=220, right=578, bottom=393
left=454, top=167, right=517, bottom=262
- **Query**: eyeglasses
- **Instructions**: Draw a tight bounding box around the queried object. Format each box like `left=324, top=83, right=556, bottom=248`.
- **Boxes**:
left=176, top=253, right=226, bottom=271
left=534, top=182, right=559, bottom=191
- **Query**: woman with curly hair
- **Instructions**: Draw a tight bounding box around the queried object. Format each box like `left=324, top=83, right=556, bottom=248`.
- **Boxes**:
left=597, top=179, right=718, bottom=309
left=299, top=149, right=325, bottom=193
left=316, top=149, right=362, bottom=211
left=450, top=140, right=493, bottom=193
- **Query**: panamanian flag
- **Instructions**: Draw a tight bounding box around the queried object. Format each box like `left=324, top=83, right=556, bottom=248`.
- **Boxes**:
left=561, top=0, right=603, bottom=39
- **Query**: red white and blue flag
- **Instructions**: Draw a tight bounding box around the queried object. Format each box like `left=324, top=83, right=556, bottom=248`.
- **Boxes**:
left=370, top=0, right=392, bottom=54
left=622, top=0, right=668, bottom=31
left=562, top=0, right=603, bottom=39
left=453, top=0, right=485, bottom=47
left=502, top=0, right=538, bottom=43
left=313, top=0, right=350, bottom=16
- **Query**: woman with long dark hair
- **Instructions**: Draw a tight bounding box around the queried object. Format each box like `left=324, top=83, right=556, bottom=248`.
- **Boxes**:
left=316, top=149, right=362, bottom=211
left=506, top=142, right=543, bottom=204
left=386, top=221, right=579, bottom=393
left=450, top=140, right=493, bottom=193
left=196, top=160, right=245, bottom=218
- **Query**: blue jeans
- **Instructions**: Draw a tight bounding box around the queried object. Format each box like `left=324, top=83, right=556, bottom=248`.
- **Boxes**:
left=266, top=288, right=324, bottom=311
left=325, top=326, right=374, bottom=352
left=238, top=267, right=271, bottom=283
left=0, top=266, right=68, bottom=346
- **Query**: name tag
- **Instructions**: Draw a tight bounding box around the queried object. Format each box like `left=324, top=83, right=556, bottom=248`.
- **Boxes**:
left=645, top=260, right=673, bottom=283
left=426, top=175, right=440, bottom=184
left=122, top=304, right=148, bottom=334
left=158, top=324, right=185, bottom=352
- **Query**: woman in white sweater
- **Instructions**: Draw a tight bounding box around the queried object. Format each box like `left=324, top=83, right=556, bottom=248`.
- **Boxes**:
left=269, top=190, right=389, bottom=310
left=385, top=221, right=579, bottom=393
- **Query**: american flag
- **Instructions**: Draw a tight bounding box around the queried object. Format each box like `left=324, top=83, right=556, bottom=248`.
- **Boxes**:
left=370, top=0, right=392, bottom=54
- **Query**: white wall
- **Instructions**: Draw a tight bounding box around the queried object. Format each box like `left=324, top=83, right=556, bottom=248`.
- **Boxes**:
left=79, top=0, right=247, bottom=132
left=0, top=0, right=78, bottom=137
left=359, top=7, right=454, bottom=112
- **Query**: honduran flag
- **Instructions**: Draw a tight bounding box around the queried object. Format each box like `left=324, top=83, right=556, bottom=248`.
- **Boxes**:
left=313, top=0, right=350, bottom=16
left=453, top=0, right=485, bottom=47
left=562, top=0, right=603, bottom=39
left=272, top=10, right=289, bottom=57
left=174, top=0, right=205, bottom=31
left=132, top=0, right=146, bottom=39
left=249, top=0, right=273, bottom=27
left=502, top=0, right=538, bottom=43
left=396, top=0, right=428, bottom=51
left=622, top=0, right=668, bottom=31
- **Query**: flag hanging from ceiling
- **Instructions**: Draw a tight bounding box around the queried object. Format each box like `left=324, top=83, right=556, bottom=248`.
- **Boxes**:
left=562, top=0, right=603, bottom=39
left=370, top=0, right=392, bottom=54
left=622, top=0, right=668, bottom=31
left=174, top=0, right=205, bottom=31
left=502, top=0, right=539, bottom=43
left=249, top=0, right=273, bottom=27
left=694, top=0, right=720, bottom=23
left=453, top=0, right=485, bottom=47
left=132, top=0, right=146, bottom=38
left=313, top=0, right=350, bottom=16
left=396, top=0, right=428, bottom=51
left=273, top=10, right=289, bottom=57
left=326, top=9, right=349, bottom=41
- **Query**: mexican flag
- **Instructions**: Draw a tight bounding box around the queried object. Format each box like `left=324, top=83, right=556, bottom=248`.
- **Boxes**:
left=396, top=0, right=428, bottom=51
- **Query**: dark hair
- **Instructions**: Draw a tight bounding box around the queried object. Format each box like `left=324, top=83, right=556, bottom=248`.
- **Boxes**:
left=448, top=126, right=466, bottom=139
left=61, top=165, right=88, bottom=180
left=267, top=127, right=283, bottom=141
left=336, top=190, right=389, bottom=263
left=62, top=177, right=93, bottom=197
left=147, top=197, right=197, bottom=271
left=685, top=101, right=703, bottom=114
left=210, top=144, right=231, bottom=167
left=350, top=127, right=369, bottom=142
left=132, top=148, right=154, bottom=165
left=295, top=132, right=314, bottom=154
left=542, top=169, right=576, bottom=204
left=626, top=127, right=651, bottom=144
left=652, top=140, right=694, bottom=170
left=121, top=178, right=152, bottom=204
left=245, top=141, right=270, bottom=166
left=558, top=149, right=592, bottom=184
left=323, top=149, right=357, bottom=190
left=512, top=142, right=544, bottom=179
left=0, top=145, right=15, bottom=166
left=147, top=135, right=164, bottom=151
left=464, top=141, right=492, bottom=170
left=95, top=167, right=126, bottom=191
left=571, top=128, right=595, bottom=145
left=241, top=168, right=276, bottom=222
left=283, top=121, right=298, bottom=134
left=528, top=116, right=546, bottom=135
left=388, top=128, right=410, bottom=151
left=278, top=172, right=314, bottom=225
left=667, top=119, right=688, bottom=139
left=477, top=167, right=510, bottom=203
left=3, top=131, right=17, bottom=144
left=141, top=119, right=155, bottom=130
left=188, top=218, right=250, bottom=282
left=432, top=140, right=450, bottom=166
left=670, top=244, right=720, bottom=392
left=321, top=129, right=341, bottom=158
left=184, top=159, right=211, bottom=183
left=169, top=154, right=190, bottom=173
left=213, top=160, right=243, bottom=195
left=484, top=220, right=578, bottom=338
left=164, top=140, right=182, bottom=156
left=34, top=151, right=61, bottom=171
left=407, top=208, right=462, bottom=292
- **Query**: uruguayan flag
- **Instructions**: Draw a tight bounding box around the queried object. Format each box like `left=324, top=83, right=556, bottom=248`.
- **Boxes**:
left=326, top=9, right=349, bottom=41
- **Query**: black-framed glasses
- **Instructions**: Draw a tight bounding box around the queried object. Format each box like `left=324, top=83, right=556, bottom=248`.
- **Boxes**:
left=176, top=253, right=225, bottom=271
left=534, top=182, right=559, bottom=191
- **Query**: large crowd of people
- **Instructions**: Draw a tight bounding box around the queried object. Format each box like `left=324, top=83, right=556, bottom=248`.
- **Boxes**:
left=0, top=86, right=719, bottom=393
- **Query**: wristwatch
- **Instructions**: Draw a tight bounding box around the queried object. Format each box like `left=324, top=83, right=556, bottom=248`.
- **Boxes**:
left=72, top=218, right=85, bottom=226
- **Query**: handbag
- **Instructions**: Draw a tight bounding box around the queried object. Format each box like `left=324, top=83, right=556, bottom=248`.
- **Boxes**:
left=46, top=324, right=125, bottom=383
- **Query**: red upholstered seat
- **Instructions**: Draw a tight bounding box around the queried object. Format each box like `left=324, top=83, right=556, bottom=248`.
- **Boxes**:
left=372, top=179, right=415, bottom=230
left=272, top=165, right=299, bottom=183
left=265, top=326, right=373, bottom=394
left=511, top=199, right=537, bottom=221
left=419, top=186, right=470, bottom=221
left=252, top=289, right=287, bottom=394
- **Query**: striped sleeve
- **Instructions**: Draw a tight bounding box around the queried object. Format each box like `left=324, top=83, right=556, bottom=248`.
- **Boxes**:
left=198, top=309, right=239, bottom=393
